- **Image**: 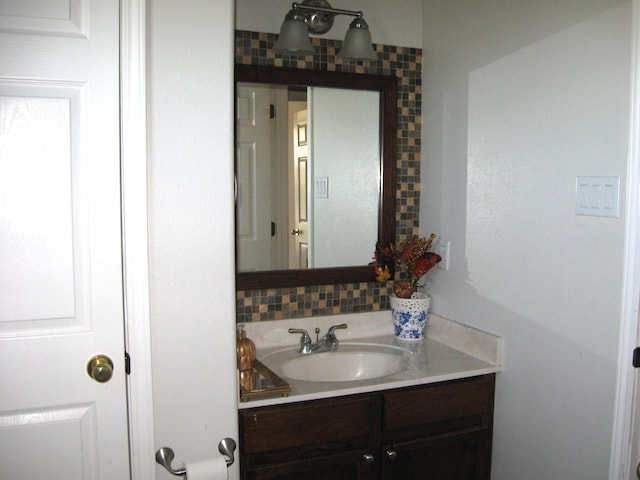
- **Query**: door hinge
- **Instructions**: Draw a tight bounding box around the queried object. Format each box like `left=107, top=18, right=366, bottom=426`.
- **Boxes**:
left=633, top=347, right=640, bottom=368
left=125, top=351, right=131, bottom=375
left=270, top=104, right=275, bottom=119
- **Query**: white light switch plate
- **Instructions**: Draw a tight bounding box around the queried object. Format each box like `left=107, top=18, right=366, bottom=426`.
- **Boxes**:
left=438, top=240, right=450, bottom=270
left=575, top=176, right=620, bottom=218
left=315, top=176, right=329, bottom=199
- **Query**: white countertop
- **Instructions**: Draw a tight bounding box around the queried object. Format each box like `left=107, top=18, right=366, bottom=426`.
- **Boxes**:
left=238, top=311, right=502, bottom=409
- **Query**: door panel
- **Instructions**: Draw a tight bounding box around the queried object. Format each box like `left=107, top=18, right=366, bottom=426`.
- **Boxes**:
left=0, top=86, right=85, bottom=328
left=0, top=1, right=129, bottom=478
left=0, top=0, right=87, bottom=37
left=0, top=404, right=99, bottom=478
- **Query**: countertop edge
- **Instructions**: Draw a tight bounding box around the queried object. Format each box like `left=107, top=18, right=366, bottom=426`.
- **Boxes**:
left=238, top=365, right=500, bottom=409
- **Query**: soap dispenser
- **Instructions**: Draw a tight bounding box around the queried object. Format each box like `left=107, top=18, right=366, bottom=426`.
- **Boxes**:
left=236, top=324, right=256, bottom=371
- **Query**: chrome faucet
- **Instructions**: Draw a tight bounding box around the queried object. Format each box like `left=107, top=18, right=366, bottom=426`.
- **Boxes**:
left=288, top=323, right=348, bottom=354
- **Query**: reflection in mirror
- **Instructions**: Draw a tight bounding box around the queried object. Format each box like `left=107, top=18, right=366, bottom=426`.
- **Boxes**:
left=236, top=83, right=380, bottom=272
left=235, top=65, right=397, bottom=290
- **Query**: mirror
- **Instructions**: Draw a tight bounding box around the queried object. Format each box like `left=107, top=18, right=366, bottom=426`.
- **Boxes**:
left=235, top=64, right=397, bottom=290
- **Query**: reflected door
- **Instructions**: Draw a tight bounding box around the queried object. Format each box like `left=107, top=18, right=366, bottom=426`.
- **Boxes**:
left=289, top=108, right=309, bottom=269
left=237, top=84, right=274, bottom=271
left=0, top=1, right=130, bottom=478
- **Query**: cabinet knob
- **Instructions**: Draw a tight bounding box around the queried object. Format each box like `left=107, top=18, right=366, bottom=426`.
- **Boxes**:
left=363, top=453, right=375, bottom=464
left=386, top=450, right=398, bottom=461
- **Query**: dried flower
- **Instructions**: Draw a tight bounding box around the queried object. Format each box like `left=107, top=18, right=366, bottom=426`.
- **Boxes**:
left=371, top=234, right=442, bottom=298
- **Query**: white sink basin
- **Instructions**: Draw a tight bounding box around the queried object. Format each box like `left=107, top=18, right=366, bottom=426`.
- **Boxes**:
left=261, top=343, right=410, bottom=382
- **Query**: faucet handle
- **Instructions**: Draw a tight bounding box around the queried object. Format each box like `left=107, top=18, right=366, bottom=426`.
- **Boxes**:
left=323, top=323, right=348, bottom=350
left=288, top=328, right=311, bottom=342
left=327, top=323, right=348, bottom=335
left=288, top=328, right=313, bottom=353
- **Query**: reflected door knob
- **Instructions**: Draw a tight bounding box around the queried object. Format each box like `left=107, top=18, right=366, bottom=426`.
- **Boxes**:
left=87, top=354, right=114, bottom=383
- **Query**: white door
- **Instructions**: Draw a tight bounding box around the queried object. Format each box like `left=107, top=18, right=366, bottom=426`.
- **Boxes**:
left=237, top=83, right=275, bottom=271
left=289, top=108, right=310, bottom=268
left=0, top=2, right=130, bottom=479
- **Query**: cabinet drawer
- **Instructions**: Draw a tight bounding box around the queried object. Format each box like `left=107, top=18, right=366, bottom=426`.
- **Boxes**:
left=240, top=394, right=380, bottom=455
left=383, top=375, right=494, bottom=438
left=243, top=449, right=374, bottom=480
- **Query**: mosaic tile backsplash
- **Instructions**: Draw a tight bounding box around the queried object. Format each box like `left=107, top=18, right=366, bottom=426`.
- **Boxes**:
left=235, top=30, right=422, bottom=323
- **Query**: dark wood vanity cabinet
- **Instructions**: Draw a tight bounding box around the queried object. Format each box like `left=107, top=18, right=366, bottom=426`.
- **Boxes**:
left=239, top=374, right=495, bottom=480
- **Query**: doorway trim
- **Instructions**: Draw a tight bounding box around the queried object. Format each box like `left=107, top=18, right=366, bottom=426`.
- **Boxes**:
left=121, top=0, right=156, bottom=478
left=610, top=0, right=640, bottom=477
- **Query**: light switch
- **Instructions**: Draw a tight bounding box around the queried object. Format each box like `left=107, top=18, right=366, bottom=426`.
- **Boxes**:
left=315, top=177, right=329, bottom=199
left=575, top=176, right=620, bottom=218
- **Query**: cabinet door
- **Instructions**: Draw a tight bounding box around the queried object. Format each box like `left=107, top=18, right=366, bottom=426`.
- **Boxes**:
left=243, top=450, right=374, bottom=480
left=381, top=431, right=489, bottom=480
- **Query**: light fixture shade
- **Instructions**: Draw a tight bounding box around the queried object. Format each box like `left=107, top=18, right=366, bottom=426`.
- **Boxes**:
left=337, top=17, right=377, bottom=61
left=273, top=11, right=315, bottom=56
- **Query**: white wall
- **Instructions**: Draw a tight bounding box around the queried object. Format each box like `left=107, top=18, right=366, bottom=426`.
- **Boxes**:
left=311, top=87, right=379, bottom=267
left=235, top=0, right=422, bottom=48
left=421, top=1, right=632, bottom=478
left=148, top=1, right=239, bottom=478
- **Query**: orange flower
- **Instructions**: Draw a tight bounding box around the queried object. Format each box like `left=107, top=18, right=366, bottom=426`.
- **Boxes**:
left=374, top=265, right=392, bottom=283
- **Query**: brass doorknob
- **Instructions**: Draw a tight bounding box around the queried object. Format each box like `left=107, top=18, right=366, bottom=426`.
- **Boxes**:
left=87, top=355, right=114, bottom=383
left=290, top=228, right=302, bottom=236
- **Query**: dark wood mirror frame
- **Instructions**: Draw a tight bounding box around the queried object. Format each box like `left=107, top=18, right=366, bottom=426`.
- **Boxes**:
left=235, top=64, right=397, bottom=290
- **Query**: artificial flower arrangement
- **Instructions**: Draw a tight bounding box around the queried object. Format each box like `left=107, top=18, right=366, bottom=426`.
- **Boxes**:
left=372, top=234, right=442, bottom=298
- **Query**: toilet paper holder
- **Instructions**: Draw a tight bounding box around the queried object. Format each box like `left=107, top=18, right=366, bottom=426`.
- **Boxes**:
left=156, top=438, right=236, bottom=476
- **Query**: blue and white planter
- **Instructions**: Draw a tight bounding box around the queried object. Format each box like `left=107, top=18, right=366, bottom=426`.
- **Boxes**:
left=390, top=292, right=431, bottom=341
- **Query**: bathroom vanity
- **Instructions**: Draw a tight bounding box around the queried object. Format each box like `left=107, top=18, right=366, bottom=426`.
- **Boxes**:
left=240, top=374, right=494, bottom=479
left=237, top=312, right=502, bottom=480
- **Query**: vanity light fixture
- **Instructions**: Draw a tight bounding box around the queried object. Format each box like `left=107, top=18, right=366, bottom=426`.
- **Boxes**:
left=273, top=0, right=378, bottom=61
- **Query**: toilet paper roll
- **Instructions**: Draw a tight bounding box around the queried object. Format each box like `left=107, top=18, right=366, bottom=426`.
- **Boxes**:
left=184, top=455, right=228, bottom=480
